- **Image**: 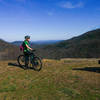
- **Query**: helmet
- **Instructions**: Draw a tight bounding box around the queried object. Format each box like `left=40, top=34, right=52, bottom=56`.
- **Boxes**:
left=25, top=35, right=30, bottom=39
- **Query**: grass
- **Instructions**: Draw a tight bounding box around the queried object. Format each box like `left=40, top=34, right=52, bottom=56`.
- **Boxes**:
left=0, top=59, right=100, bottom=100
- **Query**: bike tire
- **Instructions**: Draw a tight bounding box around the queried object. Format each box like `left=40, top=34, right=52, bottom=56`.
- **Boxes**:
left=32, top=57, right=42, bottom=71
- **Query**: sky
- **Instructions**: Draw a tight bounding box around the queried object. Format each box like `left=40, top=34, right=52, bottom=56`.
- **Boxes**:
left=0, top=0, right=100, bottom=41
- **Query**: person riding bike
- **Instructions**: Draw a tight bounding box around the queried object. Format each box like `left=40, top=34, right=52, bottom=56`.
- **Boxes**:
left=23, top=35, right=34, bottom=68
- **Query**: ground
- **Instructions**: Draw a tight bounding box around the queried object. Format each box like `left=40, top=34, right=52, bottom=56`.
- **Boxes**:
left=0, top=58, right=100, bottom=100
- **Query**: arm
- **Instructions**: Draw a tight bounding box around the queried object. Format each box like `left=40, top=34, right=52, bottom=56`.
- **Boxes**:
left=26, top=44, right=33, bottom=51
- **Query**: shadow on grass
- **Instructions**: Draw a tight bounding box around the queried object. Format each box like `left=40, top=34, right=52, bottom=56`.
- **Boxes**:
left=73, top=67, right=100, bottom=73
left=8, top=63, right=34, bottom=70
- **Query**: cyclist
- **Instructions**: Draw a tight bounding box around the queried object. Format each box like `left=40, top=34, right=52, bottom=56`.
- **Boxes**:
left=23, top=35, right=34, bottom=68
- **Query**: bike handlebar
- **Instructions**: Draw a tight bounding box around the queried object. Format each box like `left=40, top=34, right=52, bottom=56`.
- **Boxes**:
left=31, top=50, right=36, bottom=52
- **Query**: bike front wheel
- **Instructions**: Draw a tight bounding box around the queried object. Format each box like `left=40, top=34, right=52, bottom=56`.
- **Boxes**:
left=32, top=57, right=42, bottom=71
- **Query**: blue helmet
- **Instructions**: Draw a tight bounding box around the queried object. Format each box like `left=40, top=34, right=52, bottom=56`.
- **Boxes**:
left=25, top=35, right=30, bottom=39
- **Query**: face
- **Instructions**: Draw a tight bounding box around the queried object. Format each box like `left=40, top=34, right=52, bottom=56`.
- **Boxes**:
left=26, top=38, right=30, bottom=42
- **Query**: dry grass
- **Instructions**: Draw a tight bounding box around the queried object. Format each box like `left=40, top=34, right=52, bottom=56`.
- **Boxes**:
left=0, top=59, right=100, bottom=100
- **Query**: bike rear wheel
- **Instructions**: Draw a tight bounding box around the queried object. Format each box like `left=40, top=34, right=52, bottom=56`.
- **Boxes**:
left=17, top=55, right=25, bottom=67
left=32, top=57, right=42, bottom=71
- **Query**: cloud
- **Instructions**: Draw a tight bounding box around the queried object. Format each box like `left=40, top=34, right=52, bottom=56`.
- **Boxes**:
left=60, top=1, right=84, bottom=9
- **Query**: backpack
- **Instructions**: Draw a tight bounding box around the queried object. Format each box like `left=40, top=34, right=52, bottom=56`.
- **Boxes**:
left=20, top=42, right=24, bottom=51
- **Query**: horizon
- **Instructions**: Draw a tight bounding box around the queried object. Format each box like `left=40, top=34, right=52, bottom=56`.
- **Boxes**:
left=1, top=28, right=99, bottom=42
left=0, top=0, right=100, bottom=41
left=1, top=28, right=100, bottom=42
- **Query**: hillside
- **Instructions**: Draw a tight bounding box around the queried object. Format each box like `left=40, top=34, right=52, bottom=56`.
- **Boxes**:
left=0, top=59, right=100, bottom=99
left=0, top=29, right=100, bottom=60
left=37, top=29, right=100, bottom=59
left=0, top=39, right=20, bottom=60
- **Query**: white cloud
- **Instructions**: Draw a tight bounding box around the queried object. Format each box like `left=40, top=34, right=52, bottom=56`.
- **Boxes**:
left=60, top=1, right=84, bottom=9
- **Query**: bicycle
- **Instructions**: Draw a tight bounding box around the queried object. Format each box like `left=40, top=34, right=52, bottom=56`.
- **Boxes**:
left=17, top=50, right=42, bottom=71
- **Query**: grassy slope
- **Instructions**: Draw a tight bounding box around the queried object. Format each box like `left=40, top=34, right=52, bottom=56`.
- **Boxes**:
left=0, top=59, right=100, bottom=100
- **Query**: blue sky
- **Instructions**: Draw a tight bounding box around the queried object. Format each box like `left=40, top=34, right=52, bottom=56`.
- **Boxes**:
left=0, top=0, right=100, bottom=41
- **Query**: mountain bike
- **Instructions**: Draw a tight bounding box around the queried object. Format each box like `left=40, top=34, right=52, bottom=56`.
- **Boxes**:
left=17, top=50, right=42, bottom=71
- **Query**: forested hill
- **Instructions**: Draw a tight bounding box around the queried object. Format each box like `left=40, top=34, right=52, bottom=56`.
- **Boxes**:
left=38, top=29, right=100, bottom=59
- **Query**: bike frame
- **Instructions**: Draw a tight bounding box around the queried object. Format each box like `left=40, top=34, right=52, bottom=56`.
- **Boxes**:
left=24, top=52, right=36, bottom=65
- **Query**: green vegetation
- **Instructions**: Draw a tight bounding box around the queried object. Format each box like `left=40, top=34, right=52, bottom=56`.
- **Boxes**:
left=0, top=59, right=100, bottom=100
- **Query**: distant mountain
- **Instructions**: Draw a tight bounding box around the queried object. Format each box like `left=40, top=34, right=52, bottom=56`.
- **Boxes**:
left=11, top=41, right=38, bottom=48
left=11, top=40, right=62, bottom=49
left=32, top=40, right=62, bottom=45
left=11, top=41, right=23, bottom=46
left=12, top=40, right=62, bottom=46
left=37, top=29, right=100, bottom=59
